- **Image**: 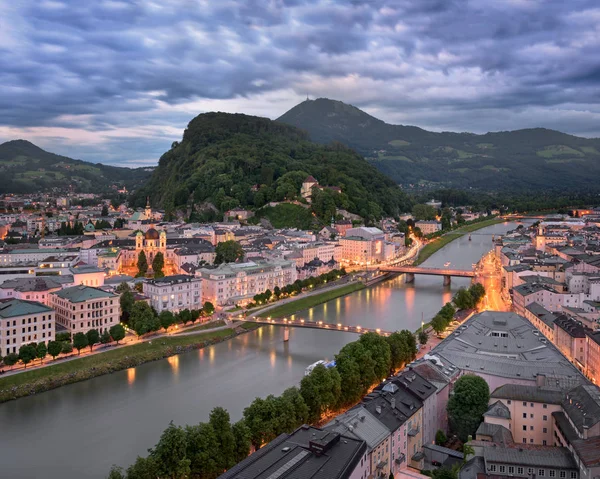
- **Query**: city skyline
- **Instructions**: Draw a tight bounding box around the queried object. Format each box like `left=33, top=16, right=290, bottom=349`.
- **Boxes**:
left=1, top=0, right=600, bottom=166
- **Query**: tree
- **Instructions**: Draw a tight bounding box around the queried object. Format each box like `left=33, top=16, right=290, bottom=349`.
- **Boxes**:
left=469, top=283, right=486, bottom=304
left=159, top=310, right=175, bottom=331
left=184, top=423, right=220, bottom=478
left=110, top=324, right=126, bottom=344
left=244, top=397, right=276, bottom=449
left=101, top=204, right=109, bottom=217
left=232, top=420, right=252, bottom=463
left=150, top=421, right=191, bottom=479
left=214, top=240, right=244, bottom=264
left=86, top=329, right=100, bottom=352
left=435, top=429, right=447, bottom=446
left=116, top=282, right=131, bottom=294
left=48, top=340, right=63, bottom=360
left=203, top=301, right=215, bottom=316
left=431, top=314, right=448, bottom=334
left=73, top=332, right=88, bottom=355
left=359, top=332, right=391, bottom=381
left=300, top=364, right=341, bottom=423
left=178, top=309, right=192, bottom=326
left=190, top=309, right=200, bottom=323
left=281, top=386, right=309, bottom=426
left=136, top=250, right=148, bottom=277
left=107, top=465, right=125, bottom=479
left=3, top=352, right=19, bottom=369
left=432, top=467, right=458, bottom=479
left=413, top=226, right=423, bottom=238
left=418, top=330, right=428, bottom=345
left=100, top=329, right=112, bottom=345
left=130, top=302, right=159, bottom=337
left=209, top=407, right=236, bottom=471
left=120, top=290, right=135, bottom=323
left=152, top=252, right=165, bottom=279
left=412, top=204, right=437, bottom=220
left=18, top=344, right=37, bottom=368
left=453, top=288, right=474, bottom=310
left=62, top=342, right=74, bottom=354
left=36, top=341, right=47, bottom=363
left=462, top=444, right=475, bottom=464
left=125, top=456, right=160, bottom=479
left=335, top=352, right=364, bottom=407
left=447, top=374, right=490, bottom=441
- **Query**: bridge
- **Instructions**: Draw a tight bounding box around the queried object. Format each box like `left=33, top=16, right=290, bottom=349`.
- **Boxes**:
left=243, top=316, right=393, bottom=342
left=378, top=265, right=475, bottom=285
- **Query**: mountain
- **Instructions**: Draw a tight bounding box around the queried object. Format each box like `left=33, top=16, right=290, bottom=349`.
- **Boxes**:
left=131, top=112, right=410, bottom=221
left=0, top=140, right=153, bottom=194
left=277, top=98, right=600, bottom=192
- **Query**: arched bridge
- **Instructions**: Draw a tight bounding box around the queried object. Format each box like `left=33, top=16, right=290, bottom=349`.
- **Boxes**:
left=243, top=317, right=393, bottom=341
left=378, top=266, right=475, bottom=285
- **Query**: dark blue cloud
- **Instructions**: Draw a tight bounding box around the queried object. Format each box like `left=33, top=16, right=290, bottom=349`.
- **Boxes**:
left=1, top=0, right=599, bottom=166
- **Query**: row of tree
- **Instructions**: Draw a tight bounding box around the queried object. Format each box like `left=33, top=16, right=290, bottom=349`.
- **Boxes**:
left=247, top=268, right=348, bottom=308
left=108, top=407, right=251, bottom=479
left=430, top=283, right=485, bottom=334
left=136, top=251, right=164, bottom=278
left=110, top=329, right=419, bottom=477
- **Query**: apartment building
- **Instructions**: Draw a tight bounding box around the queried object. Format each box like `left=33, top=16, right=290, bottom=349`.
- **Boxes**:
left=51, top=285, right=120, bottom=335
left=197, top=259, right=297, bottom=306
left=0, top=299, right=55, bottom=356
left=415, top=220, right=442, bottom=235
left=554, top=316, right=589, bottom=373
left=143, top=274, right=202, bottom=313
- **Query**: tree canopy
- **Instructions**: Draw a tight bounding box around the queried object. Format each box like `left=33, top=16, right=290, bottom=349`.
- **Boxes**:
left=447, top=374, right=490, bottom=441
left=214, top=240, right=245, bottom=264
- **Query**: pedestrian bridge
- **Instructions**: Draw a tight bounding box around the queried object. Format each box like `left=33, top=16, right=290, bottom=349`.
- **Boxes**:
left=243, top=316, right=393, bottom=341
left=378, top=266, right=474, bottom=285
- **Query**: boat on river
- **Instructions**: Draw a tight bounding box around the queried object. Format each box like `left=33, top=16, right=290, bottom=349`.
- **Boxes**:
left=305, top=359, right=336, bottom=376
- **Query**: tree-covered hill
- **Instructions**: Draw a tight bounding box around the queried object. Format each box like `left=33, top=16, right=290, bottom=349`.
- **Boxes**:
left=131, top=112, right=410, bottom=221
left=0, top=140, right=153, bottom=194
left=277, top=98, right=600, bottom=192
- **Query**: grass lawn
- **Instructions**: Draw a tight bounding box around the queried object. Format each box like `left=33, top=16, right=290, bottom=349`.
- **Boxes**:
left=414, top=217, right=506, bottom=265
left=183, top=320, right=226, bottom=332
left=257, top=283, right=365, bottom=319
left=0, top=329, right=234, bottom=392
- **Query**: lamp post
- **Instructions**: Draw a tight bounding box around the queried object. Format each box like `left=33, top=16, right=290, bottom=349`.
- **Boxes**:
left=364, top=249, right=368, bottom=274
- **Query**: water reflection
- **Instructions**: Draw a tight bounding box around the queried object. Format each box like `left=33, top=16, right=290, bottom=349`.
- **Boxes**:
left=167, top=355, right=179, bottom=375
left=127, top=368, right=135, bottom=386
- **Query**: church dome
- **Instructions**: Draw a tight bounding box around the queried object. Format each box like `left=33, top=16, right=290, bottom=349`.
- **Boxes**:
left=145, top=228, right=160, bottom=240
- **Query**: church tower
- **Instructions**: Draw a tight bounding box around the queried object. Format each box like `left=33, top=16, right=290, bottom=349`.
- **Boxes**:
left=145, top=197, right=151, bottom=220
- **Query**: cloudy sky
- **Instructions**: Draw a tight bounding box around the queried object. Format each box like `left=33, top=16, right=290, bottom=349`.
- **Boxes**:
left=1, top=0, right=599, bottom=167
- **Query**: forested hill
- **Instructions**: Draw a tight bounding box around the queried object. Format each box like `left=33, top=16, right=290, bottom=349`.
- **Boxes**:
left=0, top=140, right=153, bottom=194
left=131, top=112, right=410, bottom=221
left=277, top=98, right=600, bottom=192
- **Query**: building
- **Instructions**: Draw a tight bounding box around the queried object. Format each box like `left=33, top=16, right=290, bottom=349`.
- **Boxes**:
left=198, top=259, right=297, bottom=306
left=218, top=425, right=368, bottom=479
left=0, top=299, right=55, bottom=356
left=51, top=285, right=120, bottom=335
left=554, top=316, right=590, bottom=373
left=143, top=274, right=202, bottom=313
left=415, top=221, right=442, bottom=235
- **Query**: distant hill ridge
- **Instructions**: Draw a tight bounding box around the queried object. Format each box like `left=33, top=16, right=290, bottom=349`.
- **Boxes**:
left=277, top=98, right=600, bottom=191
left=0, top=139, right=152, bottom=194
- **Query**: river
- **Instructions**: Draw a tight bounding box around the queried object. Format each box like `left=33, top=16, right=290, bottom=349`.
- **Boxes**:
left=0, top=220, right=518, bottom=478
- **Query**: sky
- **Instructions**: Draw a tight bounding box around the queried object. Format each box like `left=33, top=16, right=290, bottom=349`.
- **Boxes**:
left=1, top=0, right=600, bottom=167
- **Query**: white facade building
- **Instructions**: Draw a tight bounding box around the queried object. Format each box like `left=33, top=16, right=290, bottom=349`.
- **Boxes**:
left=0, top=299, right=55, bottom=356
left=143, top=275, right=202, bottom=313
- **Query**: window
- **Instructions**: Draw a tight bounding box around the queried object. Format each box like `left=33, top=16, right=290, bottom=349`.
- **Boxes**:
left=544, top=415, right=548, bottom=421
left=530, top=403, right=534, bottom=407
left=508, top=400, right=512, bottom=404
left=571, top=473, right=577, bottom=479
left=530, top=426, right=534, bottom=431
left=531, top=414, right=534, bottom=418
left=543, top=428, right=548, bottom=433
left=523, top=438, right=527, bottom=443
left=560, top=472, right=566, bottom=478
left=523, top=425, right=527, bottom=431
left=523, top=413, right=527, bottom=418
left=543, top=440, right=547, bottom=445
left=499, top=466, right=506, bottom=473
left=489, top=465, right=497, bottom=472
left=543, top=404, right=548, bottom=409
left=518, top=468, right=524, bottom=475
left=509, top=467, right=515, bottom=474
left=539, top=470, right=545, bottom=476
left=523, top=401, right=527, bottom=406
left=530, top=438, right=534, bottom=443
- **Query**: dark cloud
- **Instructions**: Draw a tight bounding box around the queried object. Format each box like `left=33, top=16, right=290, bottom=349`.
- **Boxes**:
left=1, top=0, right=599, bottom=166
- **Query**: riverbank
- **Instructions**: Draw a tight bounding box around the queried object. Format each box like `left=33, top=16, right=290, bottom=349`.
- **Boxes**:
left=257, top=282, right=365, bottom=318
left=414, top=217, right=505, bottom=265
left=0, top=327, right=243, bottom=403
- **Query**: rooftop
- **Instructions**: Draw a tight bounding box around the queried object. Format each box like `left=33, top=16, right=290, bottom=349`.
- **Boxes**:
left=0, top=299, right=53, bottom=318
left=52, top=285, right=117, bottom=303
left=483, top=446, right=576, bottom=469
left=491, top=384, right=565, bottom=404
left=484, top=400, right=511, bottom=419
left=324, top=406, right=389, bottom=451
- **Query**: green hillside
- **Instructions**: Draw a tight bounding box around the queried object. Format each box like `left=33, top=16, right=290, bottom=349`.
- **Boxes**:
left=0, top=140, right=153, bottom=194
left=277, top=98, right=600, bottom=191
left=131, top=112, right=410, bottom=221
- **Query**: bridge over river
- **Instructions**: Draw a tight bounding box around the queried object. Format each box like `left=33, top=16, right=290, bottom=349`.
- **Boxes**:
left=378, top=265, right=475, bottom=285
left=244, top=316, right=393, bottom=341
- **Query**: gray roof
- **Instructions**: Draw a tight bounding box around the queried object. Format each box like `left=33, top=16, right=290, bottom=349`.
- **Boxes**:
left=475, top=423, right=514, bottom=446
left=525, top=302, right=559, bottom=328
left=429, top=311, right=585, bottom=388
left=483, top=446, right=577, bottom=469
left=563, top=384, right=600, bottom=433
left=52, top=285, right=117, bottom=303
left=459, top=456, right=486, bottom=479
left=484, top=400, right=511, bottom=419
left=217, top=425, right=366, bottom=479
left=491, top=384, right=565, bottom=405
left=0, top=299, right=53, bottom=318
left=324, top=406, right=389, bottom=451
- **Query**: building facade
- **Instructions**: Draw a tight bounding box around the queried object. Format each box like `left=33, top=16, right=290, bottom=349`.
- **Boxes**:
left=143, top=275, right=202, bottom=313
left=0, top=299, right=55, bottom=355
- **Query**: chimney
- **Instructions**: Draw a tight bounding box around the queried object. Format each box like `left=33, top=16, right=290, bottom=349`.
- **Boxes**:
left=376, top=406, right=382, bottom=414
left=391, top=398, right=396, bottom=409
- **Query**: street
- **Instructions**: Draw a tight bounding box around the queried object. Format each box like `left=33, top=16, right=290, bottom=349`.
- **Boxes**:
left=475, top=250, right=510, bottom=312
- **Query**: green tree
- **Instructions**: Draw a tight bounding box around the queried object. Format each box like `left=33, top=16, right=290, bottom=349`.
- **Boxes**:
left=232, top=420, right=252, bottom=463
left=300, top=364, right=341, bottom=423
left=214, top=240, right=244, bottom=264
left=159, top=310, right=175, bottom=331
left=150, top=421, right=191, bottom=479
left=110, top=324, right=126, bottom=344
left=447, top=374, right=490, bottom=441
left=412, top=204, right=437, bottom=220
left=47, top=340, right=63, bottom=360
left=418, top=330, right=428, bottom=345
left=244, top=396, right=276, bottom=449
left=125, top=456, right=159, bottom=479
left=185, top=423, right=219, bottom=478
left=152, top=252, right=165, bottom=278
left=86, top=329, right=100, bottom=352
left=469, top=283, right=486, bottom=304
left=453, top=288, right=474, bottom=310
left=107, top=465, right=125, bottom=479
left=56, top=331, right=71, bottom=342
left=281, top=386, right=309, bottom=426
left=136, top=250, right=148, bottom=277
left=100, top=329, right=112, bottom=345
left=101, top=205, right=109, bottom=217
left=120, top=290, right=135, bottom=322
left=431, top=314, right=448, bottom=334
left=435, top=429, right=447, bottom=446
left=203, top=302, right=215, bottom=316
left=178, top=309, right=192, bottom=325
left=130, top=302, right=159, bottom=337
left=73, top=332, right=88, bottom=355
left=431, top=467, right=458, bottom=479
left=62, top=342, right=74, bottom=354
left=3, top=352, right=19, bottom=369
left=359, top=332, right=391, bottom=380
left=36, top=341, right=47, bottom=363
left=116, top=282, right=131, bottom=294
left=18, top=344, right=37, bottom=368
left=335, top=352, right=364, bottom=406
left=209, top=407, right=236, bottom=471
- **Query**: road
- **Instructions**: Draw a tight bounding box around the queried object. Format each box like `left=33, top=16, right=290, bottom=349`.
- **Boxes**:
left=475, top=250, right=510, bottom=312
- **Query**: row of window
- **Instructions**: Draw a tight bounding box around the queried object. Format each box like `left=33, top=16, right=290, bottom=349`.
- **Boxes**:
left=506, top=400, right=548, bottom=408
left=488, top=464, right=576, bottom=478
left=522, top=413, right=549, bottom=420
